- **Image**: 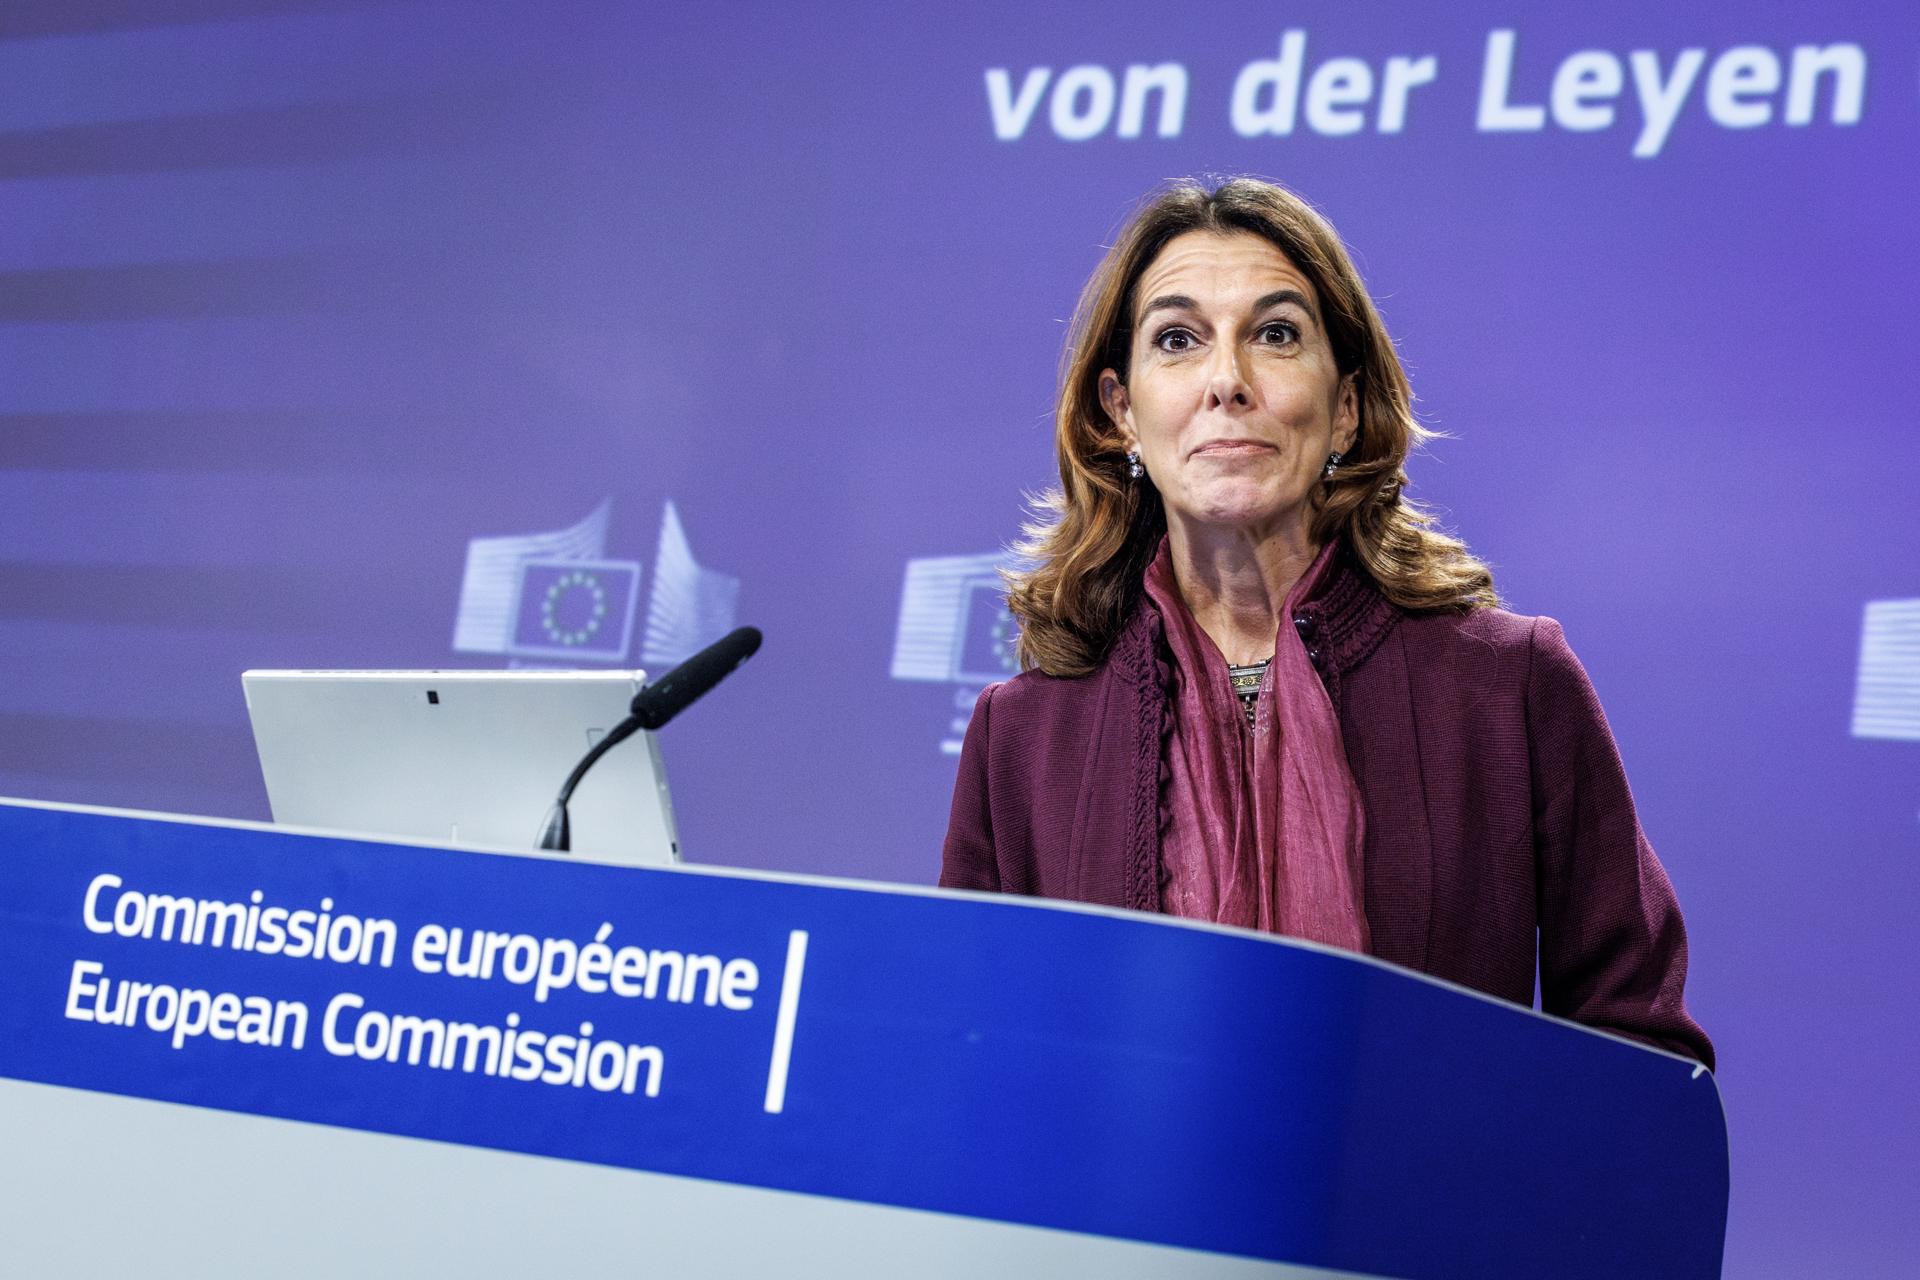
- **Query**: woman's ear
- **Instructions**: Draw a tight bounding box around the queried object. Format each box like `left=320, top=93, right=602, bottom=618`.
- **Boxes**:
left=1333, top=372, right=1359, bottom=455
left=1099, top=369, right=1132, bottom=443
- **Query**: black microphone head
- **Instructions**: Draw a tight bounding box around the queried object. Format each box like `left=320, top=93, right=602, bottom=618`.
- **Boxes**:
left=630, top=626, right=763, bottom=730
left=724, top=626, right=764, bottom=661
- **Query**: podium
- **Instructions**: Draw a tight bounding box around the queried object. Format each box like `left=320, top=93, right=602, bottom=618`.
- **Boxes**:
left=0, top=797, right=1726, bottom=1278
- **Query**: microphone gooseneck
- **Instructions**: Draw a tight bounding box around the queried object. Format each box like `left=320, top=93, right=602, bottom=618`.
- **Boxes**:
left=535, top=626, right=763, bottom=853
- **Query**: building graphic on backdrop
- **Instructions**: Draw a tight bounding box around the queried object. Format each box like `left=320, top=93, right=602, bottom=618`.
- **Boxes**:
left=890, top=553, right=1022, bottom=755
left=453, top=500, right=740, bottom=670
left=1852, top=599, right=1920, bottom=742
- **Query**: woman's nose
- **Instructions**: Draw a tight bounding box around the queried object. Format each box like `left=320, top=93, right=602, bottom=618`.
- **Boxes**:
left=1203, top=350, right=1254, bottom=411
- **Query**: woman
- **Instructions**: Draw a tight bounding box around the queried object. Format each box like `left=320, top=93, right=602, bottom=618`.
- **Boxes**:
left=940, top=178, right=1712, bottom=1068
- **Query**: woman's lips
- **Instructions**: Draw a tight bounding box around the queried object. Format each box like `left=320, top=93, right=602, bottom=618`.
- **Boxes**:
left=1191, top=439, right=1273, bottom=458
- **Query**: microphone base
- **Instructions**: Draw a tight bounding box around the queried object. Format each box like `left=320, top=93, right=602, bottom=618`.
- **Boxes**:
left=535, top=803, right=571, bottom=853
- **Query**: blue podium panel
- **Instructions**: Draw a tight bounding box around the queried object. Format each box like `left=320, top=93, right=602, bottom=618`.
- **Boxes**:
left=0, top=799, right=1727, bottom=1278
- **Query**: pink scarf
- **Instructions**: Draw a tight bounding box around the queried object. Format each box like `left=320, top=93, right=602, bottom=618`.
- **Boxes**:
left=1145, top=538, right=1372, bottom=954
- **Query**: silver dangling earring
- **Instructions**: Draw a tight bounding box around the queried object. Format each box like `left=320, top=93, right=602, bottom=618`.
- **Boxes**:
left=1321, top=450, right=1345, bottom=480
left=1126, top=449, right=1144, bottom=480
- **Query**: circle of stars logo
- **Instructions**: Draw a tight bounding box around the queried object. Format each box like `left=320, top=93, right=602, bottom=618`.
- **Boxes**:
left=540, top=570, right=609, bottom=647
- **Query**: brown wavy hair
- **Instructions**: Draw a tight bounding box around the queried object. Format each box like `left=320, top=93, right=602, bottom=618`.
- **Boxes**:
left=1008, top=177, right=1496, bottom=677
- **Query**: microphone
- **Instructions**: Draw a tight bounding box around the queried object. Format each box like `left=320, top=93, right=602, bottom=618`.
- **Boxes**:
left=536, top=626, right=763, bottom=853
left=629, top=626, right=763, bottom=730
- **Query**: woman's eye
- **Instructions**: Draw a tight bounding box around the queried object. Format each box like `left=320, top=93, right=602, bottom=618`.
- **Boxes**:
left=1258, top=321, right=1300, bottom=345
left=1154, top=328, right=1197, bottom=353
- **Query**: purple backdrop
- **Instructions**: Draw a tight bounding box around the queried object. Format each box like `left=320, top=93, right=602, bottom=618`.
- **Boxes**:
left=2, top=2, right=1915, bottom=1273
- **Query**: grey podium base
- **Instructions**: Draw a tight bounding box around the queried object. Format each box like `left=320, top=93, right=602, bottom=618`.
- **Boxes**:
left=0, top=1078, right=1372, bottom=1279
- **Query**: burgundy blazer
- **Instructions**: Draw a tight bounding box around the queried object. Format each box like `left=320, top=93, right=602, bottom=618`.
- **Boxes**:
left=940, top=554, right=1714, bottom=1069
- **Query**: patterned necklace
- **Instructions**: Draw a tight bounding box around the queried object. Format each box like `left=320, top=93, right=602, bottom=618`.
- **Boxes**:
left=1227, top=658, right=1271, bottom=729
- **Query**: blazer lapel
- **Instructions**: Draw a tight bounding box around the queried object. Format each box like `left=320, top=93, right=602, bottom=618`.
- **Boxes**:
left=1336, top=626, right=1434, bottom=973
left=1070, top=608, right=1164, bottom=912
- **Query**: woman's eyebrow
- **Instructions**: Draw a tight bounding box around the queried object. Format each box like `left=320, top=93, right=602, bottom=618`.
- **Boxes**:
left=1137, top=293, right=1198, bottom=323
left=1253, top=288, right=1316, bottom=320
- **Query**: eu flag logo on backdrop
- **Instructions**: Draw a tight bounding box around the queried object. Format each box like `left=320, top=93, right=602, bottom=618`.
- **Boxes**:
left=452, top=500, right=739, bottom=668
left=955, top=581, right=1021, bottom=684
left=890, top=553, right=1019, bottom=684
left=506, top=558, right=642, bottom=662
left=889, top=553, right=1023, bottom=755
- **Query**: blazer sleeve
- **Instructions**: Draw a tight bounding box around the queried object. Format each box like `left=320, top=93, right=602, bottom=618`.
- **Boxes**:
left=939, top=682, right=1001, bottom=891
left=1527, top=617, right=1715, bottom=1070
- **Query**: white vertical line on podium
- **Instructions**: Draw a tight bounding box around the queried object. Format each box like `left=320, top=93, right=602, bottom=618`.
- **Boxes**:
left=763, top=929, right=809, bottom=1114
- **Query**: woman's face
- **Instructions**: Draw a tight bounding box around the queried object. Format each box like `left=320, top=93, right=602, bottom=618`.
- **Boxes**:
left=1101, top=230, right=1356, bottom=543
